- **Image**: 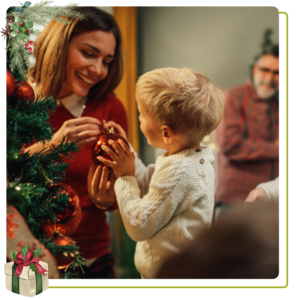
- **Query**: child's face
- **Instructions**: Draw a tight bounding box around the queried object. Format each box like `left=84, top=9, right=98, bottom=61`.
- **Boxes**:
left=136, top=92, right=164, bottom=149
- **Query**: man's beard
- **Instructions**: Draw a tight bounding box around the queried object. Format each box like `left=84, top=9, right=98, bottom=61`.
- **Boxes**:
left=253, top=79, right=279, bottom=100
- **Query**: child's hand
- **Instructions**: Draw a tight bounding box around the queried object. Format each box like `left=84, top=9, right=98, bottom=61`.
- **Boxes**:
left=97, top=139, right=135, bottom=179
left=104, top=121, right=127, bottom=140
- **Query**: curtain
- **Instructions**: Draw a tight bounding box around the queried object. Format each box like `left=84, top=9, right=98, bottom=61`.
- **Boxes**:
left=113, top=7, right=139, bottom=154
left=110, top=7, right=140, bottom=279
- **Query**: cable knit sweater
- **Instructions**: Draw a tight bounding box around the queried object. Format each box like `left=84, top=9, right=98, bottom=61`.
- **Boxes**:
left=257, top=177, right=279, bottom=201
left=114, top=146, right=215, bottom=279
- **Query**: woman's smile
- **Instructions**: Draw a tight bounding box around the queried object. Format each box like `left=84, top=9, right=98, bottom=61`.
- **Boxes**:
left=75, top=71, right=96, bottom=86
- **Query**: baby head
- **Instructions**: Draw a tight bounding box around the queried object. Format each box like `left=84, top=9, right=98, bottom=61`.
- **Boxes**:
left=136, top=68, right=224, bottom=150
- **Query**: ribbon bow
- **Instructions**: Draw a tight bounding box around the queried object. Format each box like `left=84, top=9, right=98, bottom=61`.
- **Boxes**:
left=14, top=249, right=47, bottom=277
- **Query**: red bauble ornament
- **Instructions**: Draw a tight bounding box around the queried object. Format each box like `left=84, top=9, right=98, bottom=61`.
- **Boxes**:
left=6, top=70, right=16, bottom=97
left=10, top=81, right=35, bottom=105
left=50, top=235, right=78, bottom=269
left=41, top=183, right=82, bottom=238
left=91, top=127, right=130, bottom=169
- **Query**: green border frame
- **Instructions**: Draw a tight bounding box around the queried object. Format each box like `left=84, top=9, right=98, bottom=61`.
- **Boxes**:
left=278, top=10, right=289, bottom=289
left=50, top=11, right=288, bottom=289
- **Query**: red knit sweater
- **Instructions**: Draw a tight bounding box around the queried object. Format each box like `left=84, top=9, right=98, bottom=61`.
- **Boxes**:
left=49, top=94, right=128, bottom=259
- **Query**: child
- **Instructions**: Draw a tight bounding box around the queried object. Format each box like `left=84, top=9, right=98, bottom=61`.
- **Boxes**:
left=97, top=67, right=224, bottom=278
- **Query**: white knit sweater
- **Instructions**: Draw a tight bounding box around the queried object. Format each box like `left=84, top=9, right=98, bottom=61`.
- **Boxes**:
left=257, top=177, right=279, bottom=201
left=114, top=146, right=215, bottom=278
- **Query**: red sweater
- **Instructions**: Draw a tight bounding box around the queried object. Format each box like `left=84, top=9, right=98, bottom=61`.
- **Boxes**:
left=49, top=94, right=128, bottom=259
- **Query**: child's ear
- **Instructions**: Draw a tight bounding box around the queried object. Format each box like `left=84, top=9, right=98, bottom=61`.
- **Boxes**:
left=161, top=125, right=174, bottom=144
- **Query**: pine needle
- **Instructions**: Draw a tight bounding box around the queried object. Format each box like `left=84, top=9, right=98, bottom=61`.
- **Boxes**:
left=16, top=1, right=86, bottom=26
left=9, top=37, right=30, bottom=77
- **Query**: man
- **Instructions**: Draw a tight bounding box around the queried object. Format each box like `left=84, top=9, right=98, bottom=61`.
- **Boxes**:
left=215, top=45, right=279, bottom=206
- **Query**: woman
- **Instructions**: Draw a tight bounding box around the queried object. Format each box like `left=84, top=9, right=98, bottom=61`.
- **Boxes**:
left=26, top=7, right=127, bottom=278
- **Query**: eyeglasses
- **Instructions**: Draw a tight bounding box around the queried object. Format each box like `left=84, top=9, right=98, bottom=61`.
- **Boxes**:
left=257, top=66, right=279, bottom=76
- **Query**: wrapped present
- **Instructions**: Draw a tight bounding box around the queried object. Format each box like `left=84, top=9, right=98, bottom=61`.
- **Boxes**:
left=5, top=261, right=48, bottom=297
left=5, top=245, right=48, bottom=297
left=7, top=204, right=60, bottom=279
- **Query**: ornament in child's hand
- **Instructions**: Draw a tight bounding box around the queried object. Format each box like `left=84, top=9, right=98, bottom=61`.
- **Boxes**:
left=6, top=70, right=16, bottom=97
left=91, top=127, right=129, bottom=170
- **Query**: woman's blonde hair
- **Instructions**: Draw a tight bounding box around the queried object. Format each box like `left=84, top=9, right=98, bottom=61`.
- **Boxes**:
left=136, top=68, right=224, bottom=143
left=29, top=7, right=124, bottom=101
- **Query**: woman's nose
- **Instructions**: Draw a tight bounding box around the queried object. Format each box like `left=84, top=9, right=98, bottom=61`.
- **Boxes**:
left=88, top=61, right=103, bottom=77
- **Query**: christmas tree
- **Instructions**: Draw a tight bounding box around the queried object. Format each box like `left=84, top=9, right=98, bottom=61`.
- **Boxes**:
left=5, top=1, right=87, bottom=279
left=249, top=28, right=275, bottom=80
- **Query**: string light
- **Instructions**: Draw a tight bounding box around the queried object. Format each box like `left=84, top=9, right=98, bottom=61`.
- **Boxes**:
left=15, top=186, right=21, bottom=191
left=203, top=135, right=210, bottom=142
left=209, top=143, right=216, bottom=150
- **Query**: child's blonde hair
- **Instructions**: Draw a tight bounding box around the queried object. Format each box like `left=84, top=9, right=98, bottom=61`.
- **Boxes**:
left=136, top=68, right=224, bottom=144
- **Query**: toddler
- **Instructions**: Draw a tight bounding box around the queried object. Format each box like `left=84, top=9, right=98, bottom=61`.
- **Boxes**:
left=97, top=67, right=224, bottom=278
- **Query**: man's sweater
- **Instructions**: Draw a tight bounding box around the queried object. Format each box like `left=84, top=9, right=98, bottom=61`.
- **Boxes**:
left=114, top=146, right=215, bottom=278
left=257, top=177, right=279, bottom=201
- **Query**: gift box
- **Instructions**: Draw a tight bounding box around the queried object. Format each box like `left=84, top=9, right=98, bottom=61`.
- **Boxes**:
left=5, top=261, right=48, bottom=297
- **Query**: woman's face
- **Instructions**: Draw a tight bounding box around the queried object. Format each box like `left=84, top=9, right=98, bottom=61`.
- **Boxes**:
left=61, top=30, right=116, bottom=98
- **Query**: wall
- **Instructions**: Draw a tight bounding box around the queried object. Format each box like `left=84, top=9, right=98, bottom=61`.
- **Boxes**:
left=137, top=7, right=279, bottom=165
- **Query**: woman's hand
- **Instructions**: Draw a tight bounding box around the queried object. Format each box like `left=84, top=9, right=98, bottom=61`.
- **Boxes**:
left=25, top=117, right=101, bottom=155
left=97, top=139, right=135, bottom=179
left=104, top=121, right=127, bottom=140
left=87, top=162, right=116, bottom=209
left=53, top=117, right=102, bottom=148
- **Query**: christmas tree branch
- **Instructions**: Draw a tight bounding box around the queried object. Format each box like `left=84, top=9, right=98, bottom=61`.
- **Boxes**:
left=64, top=253, right=87, bottom=274
left=249, top=28, right=275, bottom=80
left=9, top=37, right=29, bottom=77
left=7, top=96, right=57, bottom=151
left=47, top=136, right=80, bottom=163
left=7, top=108, right=54, bottom=146
left=16, top=1, right=86, bottom=25
left=6, top=1, right=87, bottom=279
left=9, top=40, right=16, bottom=71
left=61, top=271, right=80, bottom=279
left=44, top=240, right=79, bottom=256
left=31, top=0, right=54, bottom=5
left=7, top=139, right=80, bottom=186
